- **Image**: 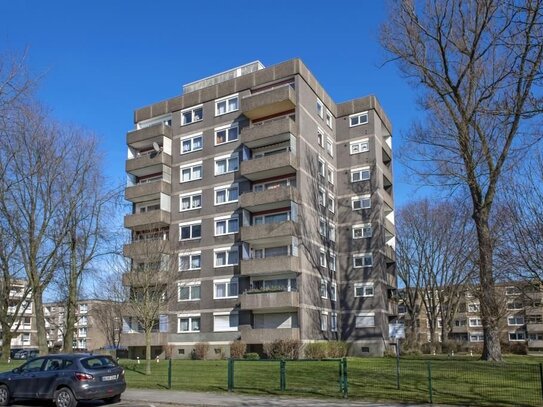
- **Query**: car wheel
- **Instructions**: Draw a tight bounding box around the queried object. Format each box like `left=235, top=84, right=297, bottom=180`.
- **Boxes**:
left=54, top=387, right=76, bottom=407
left=0, top=385, right=11, bottom=406
left=104, top=394, right=121, bottom=404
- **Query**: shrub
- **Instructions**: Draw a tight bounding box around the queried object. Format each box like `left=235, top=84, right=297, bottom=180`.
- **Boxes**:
left=501, top=341, right=527, bottom=355
left=326, top=341, right=348, bottom=358
left=192, top=342, right=209, bottom=360
left=243, top=352, right=260, bottom=360
left=229, top=340, right=246, bottom=359
left=442, top=340, right=463, bottom=354
left=304, top=343, right=328, bottom=359
left=263, top=339, right=301, bottom=359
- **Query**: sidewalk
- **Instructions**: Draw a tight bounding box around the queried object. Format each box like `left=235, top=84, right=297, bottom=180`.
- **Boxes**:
left=123, top=388, right=434, bottom=407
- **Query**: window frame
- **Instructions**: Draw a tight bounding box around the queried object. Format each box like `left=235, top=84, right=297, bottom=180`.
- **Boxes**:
left=215, top=94, right=239, bottom=116
left=214, top=123, right=239, bottom=146
left=353, top=254, right=373, bottom=268
left=213, top=312, right=239, bottom=332
left=352, top=195, right=371, bottom=210
left=181, top=105, right=203, bottom=126
left=214, top=246, right=239, bottom=267
left=178, top=252, right=201, bottom=271
left=179, top=191, right=202, bottom=212
left=317, top=99, right=324, bottom=119
left=178, top=282, right=201, bottom=302
left=355, top=313, right=375, bottom=328
left=179, top=221, right=202, bottom=241
left=180, top=133, right=203, bottom=155
left=321, top=311, right=328, bottom=331
left=349, top=111, right=369, bottom=127
left=214, top=215, right=239, bottom=236
left=354, top=282, right=375, bottom=297
left=353, top=223, right=372, bottom=239
left=177, top=314, right=201, bottom=333
left=214, top=153, right=239, bottom=176
left=180, top=161, right=203, bottom=183
left=350, top=139, right=369, bottom=155
left=351, top=167, right=371, bottom=183
left=214, top=183, right=239, bottom=206
left=213, top=277, right=239, bottom=299
left=326, top=137, right=334, bottom=157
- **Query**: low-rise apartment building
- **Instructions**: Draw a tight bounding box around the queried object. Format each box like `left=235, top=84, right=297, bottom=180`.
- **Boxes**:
left=0, top=279, right=37, bottom=350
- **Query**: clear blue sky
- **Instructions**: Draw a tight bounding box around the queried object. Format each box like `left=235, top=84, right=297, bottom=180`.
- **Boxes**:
left=0, top=0, right=422, bottom=207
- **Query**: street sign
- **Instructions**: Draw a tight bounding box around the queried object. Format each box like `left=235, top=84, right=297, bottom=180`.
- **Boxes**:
left=389, top=323, right=405, bottom=339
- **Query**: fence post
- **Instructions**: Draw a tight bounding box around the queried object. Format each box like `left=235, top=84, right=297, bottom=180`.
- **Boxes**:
left=338, top=359, right=343, bottom=393
left=280, top=359, right=286, bottom=391
left=427, top=361, right=433, bottom=404
left=396, top=347, right=400, bottom=390
left=342, top=357, right=348, bottom=398
left=167, top=358, right=172, bottom=389
left=539, top=363, right=543, bottom=401
left=227, top=358, right=234, bottom=392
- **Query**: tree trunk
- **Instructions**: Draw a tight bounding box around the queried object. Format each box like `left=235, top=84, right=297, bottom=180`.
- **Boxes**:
left=63, top=238, right=78, bottom=353
left=145, top=329, right=151, bottom=375
left=475, top=212, right=502, bottom=362
left=33, top=285, right=48, bottom=355
left=1, top=326, right=12, bottom=361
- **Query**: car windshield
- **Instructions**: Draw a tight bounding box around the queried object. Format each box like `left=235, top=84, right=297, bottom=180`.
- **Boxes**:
left=80, top=356, right=117, bottom=370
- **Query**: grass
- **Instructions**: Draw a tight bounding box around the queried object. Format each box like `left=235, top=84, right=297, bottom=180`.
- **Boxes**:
left=2, top=356, right=543, bottom=406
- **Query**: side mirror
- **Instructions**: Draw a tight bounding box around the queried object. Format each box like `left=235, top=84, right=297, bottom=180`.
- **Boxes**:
left=12, top=367, right=20, bottom=374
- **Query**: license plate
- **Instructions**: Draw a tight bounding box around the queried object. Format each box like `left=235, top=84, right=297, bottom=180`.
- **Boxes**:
left=102, top=375, right=118, bottom=381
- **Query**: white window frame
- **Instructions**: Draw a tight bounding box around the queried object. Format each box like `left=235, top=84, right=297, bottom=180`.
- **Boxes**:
left=214, top=215, right=239, bottom=236
left=214, top=123, right=239, bottom=146
left=179, top=191, right=202, bottom=212
left=328, top=222, right=336, bottom=242
left=470, top=333, right=484, bottom=342
left=213, top=312, right=239, bottom=332
left=317, top=99, right=324, bottom=119
left=180, top=161, right=203, bottom=183
left=178, top=252, right=201, bottom=271
left=325, top=109, right=333, bottom=129
left=214, top=183, right=239, bottom=205
left=327, top=166, right=334, bottom=185
left=178, top=282, right=201, bottom=302
left=317, top=128, right=324, bottom=147
left=318, top=188, right=326, bottom=207
left=509, top=331, right=526, bottom=341
left=355, top=313, right=375, bottom=328
left=319, top=217, right=326, bottom=237
left=214, top=153, right=239, bottom=176
left=319, top=250, right=327, bottom=268
left=177, top=314, right=201, bottom=333
left=318, top=157, right=326, bottom=177
left=213, top=277, right=239, bottom=299
left=320, top=279, right=328, bottom=299
left=214, top=246, right=239, bottom=267
left=321, top=311, right=328, bottom=331
left=354, top=282, right=375, bottom=297
left=349, top=111, right=369, bottom=127
left=353, top=223, right=372, bottom=239
left=350, top=138, right=369, bottom=155
left=179, top=220, right=202, bottom=241
left=180, top=133, right=203, bottom=155
left=469, top=318, right=482, bottom=327
left=351, top=167, right=371, bottom=183
left=215, top=94, right=239, bottom=116
left=181, top=105, right=203, bottom=126
left=468, top=303, right=480, bottom=313
left=326, top=138, right=334, bottom=157
left=352, top=195, right=371, bottom=210
left=328, top=194, right=335, bottom=213
left=353, top=253, right=373, bottom=268
left=331, top=282, right=337, bottom=302
left=331, top=312, right=338, bottom=332
left=508, top=316, right=525, bottom=326
left=329, top=253, right=337, bottom=272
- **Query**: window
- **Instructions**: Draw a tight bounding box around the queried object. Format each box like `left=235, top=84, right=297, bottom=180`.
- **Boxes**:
left=470, top=333, right=484, bottom=342
left=506, top=286, right=521, bottom=295
left=351, top=167, right=370, bottom=182
left=352, top=195, right=371, bottom=210
left=527, top=315, right=543, bottom=324
left=317, top=99, right=324, bottom=119
left=319, top=217, right=326, bottom=237
left=331, top=313, right=338, bottom=332
left=508, top=316, right=525, bottom=326
left=318, top=157, right=326, bottom=177
left=469, top=318, right=482, bottom=327
left=325, top=109, right=333, bottom=129
left=181, top=134, right=203, bottom=154
left=180, top=162, right=203, bottom=182
left=215, top=94, right=239, bottom=116
left=320, top=280, right=328, bottom=299
left=254, top=211, right=290, bottom=225
left=215, top=216, right=239, bottom=236
left=331, top=282, right=337, bottom=301
left=179, top=252, right=201, bottom=271
left=215, top=124, right=239, bottom=145
left=326, top=138, right=334, bottom=157
left=22, top=333, right=31, bottom=345
left=178, top=315, right=200, bottom=332
left=79, top=304, right=88, bottom=314
left=321, top=312, right=328, bottom=331
left=509, top=331, right=526, bottom=341
left=328, top=195, right=336, bottom=213
left=215, top=184, right=239, bottom=205
left=215, top=154, right=239, bottom=175
left=353, top=224, right=372, bottom=239
left=178, top=283, right=201, bottom=301
left=327, top=166, right=334, bottom=185
left=180, top=192, right=202, bottom=211
left=355, top=313, right=375, bottom=328
left=455, top=319, right=467, bottom=327
left=317, top=129, right=324, bottom=147
left=329, top=253, right=337, bottom=272
left=179, top=221, right=201, bottom=240
left=355, top=283, right=374, bottom=297
left=213, top=312, right=238, bottom=332
left=254, top=246, right=289, bottom=258
left=214, top=278, right=238, bottom=299
left=253, top=177, right=295, bottom=192
left=318, top=189, right=326, bottom=206
left=353, top=253, right=373, bottom=268
left=350, top=139, right=369, bottom=154
left=78, top=316, right=88, bottom=326
left=181, top=105, right=203, bottom=126
left=328, top=222, right=336, bottom=242
left=529, top=333, right=543, bottom=340
left=349, top=111, right=369, bottom=127
left=78, top=327, right=87, bottom=337
left=319, top=251, right=327, bottom=267
left=214, top=247, right=239, bottom=267
left=507, top=301, right=523, bottom=310
left=468, top=303, right=480, bottom=312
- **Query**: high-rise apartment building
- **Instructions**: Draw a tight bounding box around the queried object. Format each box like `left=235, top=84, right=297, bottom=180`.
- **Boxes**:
left=122, top=59, right=396, bottom=358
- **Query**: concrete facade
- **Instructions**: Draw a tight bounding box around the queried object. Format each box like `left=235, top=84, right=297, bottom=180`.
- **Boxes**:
left=122, top=59, right=396, bottom=358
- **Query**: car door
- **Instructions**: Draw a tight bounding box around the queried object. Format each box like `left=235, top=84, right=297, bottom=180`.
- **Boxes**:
left=35, top=357, right=66, bottom=398
left=9, top=357, right=46, bottom=399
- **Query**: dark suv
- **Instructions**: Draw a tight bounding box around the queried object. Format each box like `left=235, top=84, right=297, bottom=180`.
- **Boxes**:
left=0, top=353, right=126, bottom=407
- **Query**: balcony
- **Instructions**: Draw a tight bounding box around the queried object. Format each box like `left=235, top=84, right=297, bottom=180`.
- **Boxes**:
left=384, top=219, right=395, bottom=239
left=126, top=123, right=172, bottom=147
left=123, top=239, right=170, bottom=258
left=126, top=152, right=171, bottom=177
left=120, top=332, right=168, bottom=347
left=241, top=85, right=296, bottom=121
left=240, top=221, right=297, bottom=244
left=528, top=340, right=543, bottom=348
left=241, top=116, right=297, bottom=148
left=240, top=326, right=300, bottom=344
left=240, top=256, right=301, bottom=277
left=125, top=180, right=169, bottom=203
left=527, top=323, right=543, bottom=332
left=240, top=291, right=299, bottom=312
left=124, top=210, right=169, bottom=230
left=384, top=244, right=396, bottom=263
left=122, top=271, right=171, bottom=287
left=240, top=152, right=298, bottom=181
left=240, top=186, right=299, bottom=212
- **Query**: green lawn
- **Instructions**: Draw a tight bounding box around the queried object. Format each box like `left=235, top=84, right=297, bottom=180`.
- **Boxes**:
left=1, top=356, right=542, bottom=406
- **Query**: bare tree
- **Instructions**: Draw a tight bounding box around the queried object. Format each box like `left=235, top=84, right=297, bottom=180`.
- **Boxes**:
left=381, top=0, right=543, bottom=361
left=396, top=199, right=477, bottom=352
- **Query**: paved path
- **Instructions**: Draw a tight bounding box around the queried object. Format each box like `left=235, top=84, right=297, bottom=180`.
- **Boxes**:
left=123, top=388, right=435, bottom=407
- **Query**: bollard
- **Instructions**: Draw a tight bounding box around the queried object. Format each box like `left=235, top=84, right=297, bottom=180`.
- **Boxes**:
left=156, top=356, right=160, bottom=363
left=279, top=359, right=286, bottom=391
left=427, top=361, right=433, bottom=404
left=137, top=356, right=140, bottom=364
left=227, top=359, right=234, bottom=392
left=168, top=359, right=172, bottom=389
left=7, top=358, right=11, bottom=364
